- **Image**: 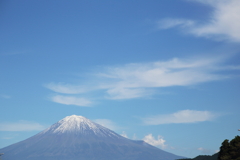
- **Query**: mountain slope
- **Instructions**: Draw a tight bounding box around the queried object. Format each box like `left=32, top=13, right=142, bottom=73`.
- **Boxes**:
left=178, top=153, right=218, bottom=160
left=0, top=115, right=184, bottom=160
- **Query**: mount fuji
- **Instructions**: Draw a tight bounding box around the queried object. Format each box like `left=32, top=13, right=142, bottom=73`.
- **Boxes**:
left=0, top=115, right=184, bottom=160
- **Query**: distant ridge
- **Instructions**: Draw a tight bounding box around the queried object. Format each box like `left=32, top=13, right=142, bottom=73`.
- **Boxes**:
left=0, top=115, right=184, bottom=160
left=178, top=153, right=218, bottom=160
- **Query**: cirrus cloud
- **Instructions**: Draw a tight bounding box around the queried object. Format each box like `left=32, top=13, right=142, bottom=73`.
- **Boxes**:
left=0, top=94, right=11, bottom=99
left=50, top=95, right=92, bottom=107
left=0, top=121, right=46, bottom=131
left=93, top=119, right=120, bottom=131
left=45, top=83, right=87, bottom=94
left=143, top=110, right=217, bottom=125
left=158, top=0, right=240, bottom=42
left=45, top=56, right=239, bottom=102
left=120, top=131, right=128, bottom=138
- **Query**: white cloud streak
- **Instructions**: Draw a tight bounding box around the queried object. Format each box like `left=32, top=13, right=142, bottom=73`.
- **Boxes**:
left=106, top=88, right=150, bottom=100
left=0, top=94, right=11, bottom=99
left=143, top=134, right=166, bottom=149
left=93, top=119, right=120, bottom=130
left=158, top=19, right=195, bottom=29
left=96, top=57, right=228, bottom=99
left=45, top=56, right=238, bottom=101
left=120, top=131, right=128, bottom=138
left=51, top=95, right=92, bottom=107
left=0, top=121, right=46, bottom=131
left=45, top=83, right=87, bottom=94
left=1, top=134, right=19, bottom=140
left=158, top=0, right=240, bottom=42
left=132, top=133, right=137, bottom=140
left=198, top=147, right=215, bottom=154
left=143, top=110, right=216, bottom=125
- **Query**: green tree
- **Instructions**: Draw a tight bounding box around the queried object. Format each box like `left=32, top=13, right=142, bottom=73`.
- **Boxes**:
left=218, top=136, right=240, bottom=160
left=218, top=139, right=230, bottom=160
left=229, top=136, right=240, bottom=160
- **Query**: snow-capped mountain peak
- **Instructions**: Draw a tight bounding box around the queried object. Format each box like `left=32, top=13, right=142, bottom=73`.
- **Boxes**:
left=60, top=115, right=92, bottom=126
left=0, top=115, right=184, bottom=160
left=53, top=115, right=98, bottom=133
left=40, top=115, right=121, bottom=138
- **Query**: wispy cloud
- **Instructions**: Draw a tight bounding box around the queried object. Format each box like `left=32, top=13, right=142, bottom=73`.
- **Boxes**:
left=106, top=88, right=151, bottom=100
left=132, top=133, right=137, bottom=140
left=50, top=95, right=92, bottom=107
left=119, top=132, right=138, bottom=139
left=120, top=131, right=128, bottom=138
left=45, top=83, right=87, bottom=94
left=1, top=134, right=19, bottom=140
left=45, top=56, right=239, bottom=102
left=143, top=110, right=217, bottom=125
left=0, top=121, right=46, bottom=131
left=2, top=136, right=14, bottom=139
left=158, top=0, right=240, bottom=42
left=0, top=94, right=11, bottom=99
left=158, top=19, right=195, bottom=29
left=93, top=119, right=120, bottom=130
left=143, top=134, right=166, bottom=149
left=198, top=147, right=214, bottom=154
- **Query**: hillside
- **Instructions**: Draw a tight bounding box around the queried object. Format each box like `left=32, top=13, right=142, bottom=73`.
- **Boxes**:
left=178, top=153, right=218, bottom=160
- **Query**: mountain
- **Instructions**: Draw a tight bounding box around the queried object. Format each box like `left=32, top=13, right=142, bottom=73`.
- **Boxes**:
left=178, top=153, right=218, bottom=160
left=0, top=115, right=184, bottom=160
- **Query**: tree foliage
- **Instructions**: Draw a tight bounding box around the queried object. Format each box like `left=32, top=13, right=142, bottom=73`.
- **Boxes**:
left=178, top=153, right=218, bottom=160
left=218, top=136, right=240, bottom=160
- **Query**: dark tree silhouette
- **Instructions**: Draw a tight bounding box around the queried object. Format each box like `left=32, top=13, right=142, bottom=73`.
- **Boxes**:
left=218, top=136, right=240, bottom=160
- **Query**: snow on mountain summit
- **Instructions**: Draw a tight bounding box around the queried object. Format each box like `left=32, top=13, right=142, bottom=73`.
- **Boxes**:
left=40, top=115, right=122, bottom=138
left=53, top=115, right=99, bottom=133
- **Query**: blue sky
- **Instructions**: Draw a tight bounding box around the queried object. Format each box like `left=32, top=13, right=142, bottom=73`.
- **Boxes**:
left=1, top=0, right=240, bottom=158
